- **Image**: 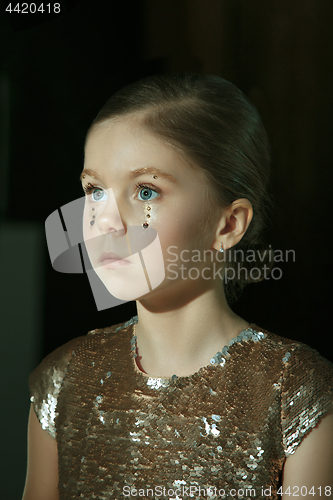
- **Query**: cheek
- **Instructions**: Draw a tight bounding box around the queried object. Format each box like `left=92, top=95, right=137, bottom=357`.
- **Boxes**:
left=157, top=202, right=209, bottom=256
left=82, top=203, right=97, bottom=244
left=82, top=205, right=90, bottom=240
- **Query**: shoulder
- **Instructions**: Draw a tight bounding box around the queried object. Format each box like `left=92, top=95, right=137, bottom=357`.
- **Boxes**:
left=250, top=326, right=333, bottom=456
left=262, top=328, right=333, bottom=386
left=281, top=340, right=333, bottom=455
left=84, top=315, right=137, bottom=353
left=29, top=316, right=136, bottom=386
left=255, top=327, right=333, bottom=456
left=28, top=334, right=87, bottom=438
left=253, top=325, right=333, bottom=375
left=87, top=315, right=138, bottom=336
left=281, top=402, right=333, bottom=490
left=29, top=315, right=137, bottom=437
left=256, top=327, right=333, bottom=404
left=29, top=334, right=87, bottom=397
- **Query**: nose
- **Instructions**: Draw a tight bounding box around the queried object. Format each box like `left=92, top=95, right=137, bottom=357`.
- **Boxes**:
left=96, top=188, right=126, bottom=236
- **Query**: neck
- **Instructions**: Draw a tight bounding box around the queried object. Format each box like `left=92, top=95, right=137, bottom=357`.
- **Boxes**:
left=133, top=286, right=249, bottom=378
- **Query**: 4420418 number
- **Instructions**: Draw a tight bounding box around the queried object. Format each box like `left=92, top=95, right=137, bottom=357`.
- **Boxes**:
left=277, top=486, right=332, bottom=496
left=5, top=3, right=61, bottom=13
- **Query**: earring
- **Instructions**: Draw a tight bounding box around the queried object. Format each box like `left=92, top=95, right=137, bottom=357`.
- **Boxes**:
left=220, top=242, right=224, bottom=253
left=143, top=205, right=151, bottom=228
left=90, top=207, right=95, bottom=226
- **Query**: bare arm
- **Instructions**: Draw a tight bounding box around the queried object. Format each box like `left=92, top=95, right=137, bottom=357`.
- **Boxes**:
left=282, top=403, right=333, bottom=499
left=22, top=403, right=60, bottom=500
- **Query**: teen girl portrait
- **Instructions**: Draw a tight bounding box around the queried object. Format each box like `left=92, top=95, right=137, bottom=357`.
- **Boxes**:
left=22, top=74, right=333, bottom=500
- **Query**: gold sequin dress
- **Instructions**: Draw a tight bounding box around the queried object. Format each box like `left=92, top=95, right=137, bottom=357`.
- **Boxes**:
left=29, top=316, right=333, bottom=500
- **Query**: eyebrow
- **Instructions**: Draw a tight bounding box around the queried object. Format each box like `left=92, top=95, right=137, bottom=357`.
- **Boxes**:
left=79, top=169, right=107, bottom=183
left=129, top=167, right=178, bottom=183
left=79, top=167, right=178, bottom=184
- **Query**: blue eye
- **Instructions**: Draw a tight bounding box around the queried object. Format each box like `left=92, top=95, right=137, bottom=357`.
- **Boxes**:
left=92, top=187, right=107, bottom=202
left=83, top=183, right=108, bottom=202
left=136, top=184, right=160, bottom=202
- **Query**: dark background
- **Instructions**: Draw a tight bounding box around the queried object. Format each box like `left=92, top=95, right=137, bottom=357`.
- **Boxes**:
left=1, top=1, right=332, bottom=497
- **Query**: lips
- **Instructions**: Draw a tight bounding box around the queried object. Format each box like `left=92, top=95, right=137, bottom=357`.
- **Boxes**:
left=99, top=251, right=129, bottom=263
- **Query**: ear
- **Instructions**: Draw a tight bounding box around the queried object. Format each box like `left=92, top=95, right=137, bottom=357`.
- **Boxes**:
left=212, top=198, right=253, bottom=251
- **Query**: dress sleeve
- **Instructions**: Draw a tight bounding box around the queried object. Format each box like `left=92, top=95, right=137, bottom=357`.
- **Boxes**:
left=28, top=337, right=81, bottom=439
left=281, top=343, right=333, bottom=456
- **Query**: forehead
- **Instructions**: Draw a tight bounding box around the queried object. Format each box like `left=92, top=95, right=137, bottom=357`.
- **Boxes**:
left=86, top=118, right=176, bottom=162
left=84, top=117, right=206, bottom=183
left=85, top=116, right=174, bottom=152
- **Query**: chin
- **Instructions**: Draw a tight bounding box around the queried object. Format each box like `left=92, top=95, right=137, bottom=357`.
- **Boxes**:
left=95, top=268, right=151, bottom=301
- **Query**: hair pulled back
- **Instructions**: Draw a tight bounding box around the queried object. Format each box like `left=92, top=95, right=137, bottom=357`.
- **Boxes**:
left=87, top=74, right=273, bottom=302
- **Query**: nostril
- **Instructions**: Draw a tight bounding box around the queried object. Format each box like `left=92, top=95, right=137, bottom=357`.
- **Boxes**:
left=114, top=227, right=125, bottom=236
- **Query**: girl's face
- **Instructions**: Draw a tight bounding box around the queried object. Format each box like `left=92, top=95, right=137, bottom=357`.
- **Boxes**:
left=81, top=116, right=225, bottom=308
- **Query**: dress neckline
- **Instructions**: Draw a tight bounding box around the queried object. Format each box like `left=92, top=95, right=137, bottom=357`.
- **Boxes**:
left=123, top=315, right=266, bottom=385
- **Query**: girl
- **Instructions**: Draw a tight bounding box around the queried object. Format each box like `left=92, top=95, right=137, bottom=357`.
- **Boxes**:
left=22, top=74, right=333, bottom=500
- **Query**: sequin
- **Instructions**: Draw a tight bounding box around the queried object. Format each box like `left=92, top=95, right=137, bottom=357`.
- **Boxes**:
left=146, top=377, right=171, bottom=389
left=282, top=351, right=291, bottom=363
left=28, top=315, right=333, bottom=499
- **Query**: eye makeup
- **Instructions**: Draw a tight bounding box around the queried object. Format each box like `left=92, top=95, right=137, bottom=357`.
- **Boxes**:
left=83, top=182, right=98, bottom=195
left=82, top=181, right=161, bottom=202
left=82, top=174, right=162, bottom=230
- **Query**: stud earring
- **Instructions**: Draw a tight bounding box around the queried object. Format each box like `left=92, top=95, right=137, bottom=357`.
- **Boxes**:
left=90, top=207, right=95, bottom=226
left=143, top=205, right=151, bottom=228
left=220, top=242, right=224, bottom=253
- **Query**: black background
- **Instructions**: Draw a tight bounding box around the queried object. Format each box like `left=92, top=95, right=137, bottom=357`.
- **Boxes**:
left=1, top=1, right=333, bottom=496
